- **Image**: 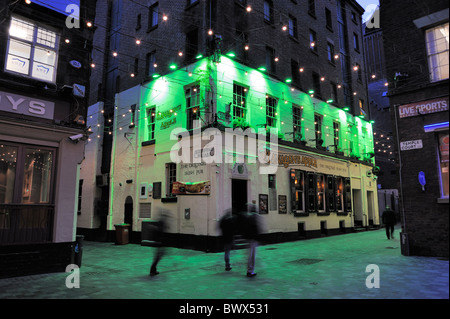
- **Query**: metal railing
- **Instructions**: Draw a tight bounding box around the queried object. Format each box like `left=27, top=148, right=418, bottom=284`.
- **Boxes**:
left=0, top=204, right=54, bottom=245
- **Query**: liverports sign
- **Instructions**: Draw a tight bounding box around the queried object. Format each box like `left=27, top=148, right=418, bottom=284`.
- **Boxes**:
left=0, top=91, right=55, bottom=120
left=398, top=97, right=449, bottom=118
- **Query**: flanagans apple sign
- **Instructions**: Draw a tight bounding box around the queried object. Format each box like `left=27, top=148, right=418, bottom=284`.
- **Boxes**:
left=398, top=97, right=448, bottom=118
left=0, top=90, right=55, bottom=120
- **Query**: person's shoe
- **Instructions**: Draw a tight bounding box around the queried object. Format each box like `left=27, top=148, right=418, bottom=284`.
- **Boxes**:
left=246, top=272, right=257, bottom=277
left=225, top=267, right=232, bottom=271
left=150, top=271, right=160, bottom=276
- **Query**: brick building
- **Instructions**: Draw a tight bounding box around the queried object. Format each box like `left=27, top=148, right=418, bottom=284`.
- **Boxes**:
left=0, top=0, right=96, bottom=277
left=380, top=0, right=449, bottom=257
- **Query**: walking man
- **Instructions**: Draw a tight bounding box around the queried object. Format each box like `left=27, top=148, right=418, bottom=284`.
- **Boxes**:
left=382, top=205, right=397, bottom=240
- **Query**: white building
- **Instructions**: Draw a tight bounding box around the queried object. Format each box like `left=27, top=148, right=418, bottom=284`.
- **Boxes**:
left=79, top=56, right=380, bottom=250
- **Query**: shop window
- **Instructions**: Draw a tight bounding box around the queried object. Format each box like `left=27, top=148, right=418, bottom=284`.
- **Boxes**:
left=233, top=83, right=247, bottom=120
left=147, top=106, right=156, bottom=140
left=426, top=22, right=449, bottom=82
left=185, top=84, right=200, bottom=131
left=438, top=131, right=449, bottom=198
left=344, top=178, right=352, bottom=212
left=6, top=16, right=58, bottom=83
left=0, top=142, right=54, bottom=204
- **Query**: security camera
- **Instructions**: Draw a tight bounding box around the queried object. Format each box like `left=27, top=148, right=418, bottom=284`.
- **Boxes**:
left=69, top=134, right=84, bottom=142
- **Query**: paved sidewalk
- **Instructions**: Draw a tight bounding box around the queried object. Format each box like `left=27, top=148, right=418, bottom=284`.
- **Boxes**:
left=0, top=227, right=448, bottom=300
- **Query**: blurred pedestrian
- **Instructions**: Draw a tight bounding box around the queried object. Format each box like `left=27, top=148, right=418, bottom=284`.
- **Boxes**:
left=219, top=208, right=236, bottom=271
left=382, top=205, right=397, bottom=240
left=149, top=209, right=169, bottom=276
left=241, top=202, right=262, bottom=277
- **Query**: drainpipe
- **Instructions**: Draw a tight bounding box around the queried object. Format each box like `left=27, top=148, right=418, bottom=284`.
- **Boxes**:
left=393, top=104, right=406, bottom=233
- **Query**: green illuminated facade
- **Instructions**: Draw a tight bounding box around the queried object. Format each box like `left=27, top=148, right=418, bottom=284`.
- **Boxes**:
left=80, top=55, right=379, bottom=249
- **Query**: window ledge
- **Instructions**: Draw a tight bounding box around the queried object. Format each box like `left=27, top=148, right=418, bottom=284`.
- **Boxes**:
left=437, top=197, right=449, bottom=204
left=161, top=197, right=177, bottom=203
left=142, top=140, right=155, bottom=146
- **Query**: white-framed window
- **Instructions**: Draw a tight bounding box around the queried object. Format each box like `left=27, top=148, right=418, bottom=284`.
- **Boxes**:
left=6, top=16, right=59, bottom=83
left=426, top=22, right=449, bottom=82
left=266, top=95, right=277, bottom=128
left=233, top=83, right=247, bottom=120
left=185, top=84, right=200, bottom=131
left=147, top=106, right=156, bottom=140
left=292, top=104, right=302, bottom=140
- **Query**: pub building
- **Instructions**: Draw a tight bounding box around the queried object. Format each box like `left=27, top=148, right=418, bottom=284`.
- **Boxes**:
left=79, top=56, right=380, bottom=250
left=0, top=0, right=95, bottom=277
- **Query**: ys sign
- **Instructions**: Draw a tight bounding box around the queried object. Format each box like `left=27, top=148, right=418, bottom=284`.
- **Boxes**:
left=0, top=91, right=55, bottom=120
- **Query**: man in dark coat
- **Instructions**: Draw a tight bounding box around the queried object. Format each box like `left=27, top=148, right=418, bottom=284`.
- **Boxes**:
left=382, top=205, right=397, bottom=240
left=219, top=209, right=235, bottom=271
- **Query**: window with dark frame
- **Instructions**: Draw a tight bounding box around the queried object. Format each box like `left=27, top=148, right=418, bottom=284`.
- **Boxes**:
left=310, top=29, right=317, bottom=53
left=264, top=0, right=274, bottom=24
left=317, top=174, right=325, bottom=212
left=325, top=8, right=332, bottom=30
left=148, top=2, right=159, bottom=30
left=308, top=0, right=316, bottom=16
left=353, top=32, right=360, bottom=52
left=186, top=28, right=199, bottom=62
left=333, top=121, right=340, bottom=149
left=312, top=72, right=322, bottom=97
left=146, top=51, right=156, bottom=77
left=314, top=113, right=323, bottom=147
left=327, top=42, right=335, bottom=64
left=292, top=104, right=303, bottom=141
left=265, top=45, right=276, bottom=73
left=288, top=15, right=298, bottom=39
left=291, top=59, right=300, bottom=87
left=290, top=169, right=305, bottom=212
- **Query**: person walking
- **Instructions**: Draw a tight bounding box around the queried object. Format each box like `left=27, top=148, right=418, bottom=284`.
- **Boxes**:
left=219, top=209, right=235, bottom=271
left=382, top=205, right=397, bottom=240
left=149, top=210, right=168, bottom=276
left=241, top=202, right=261, bottom=277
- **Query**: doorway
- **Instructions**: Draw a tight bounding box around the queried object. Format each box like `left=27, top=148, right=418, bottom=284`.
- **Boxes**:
left=367, top=191, right=374, bottom=225
left=232, top=179, right=247, bottom=212
left=352, top=189, right=363, bottom=227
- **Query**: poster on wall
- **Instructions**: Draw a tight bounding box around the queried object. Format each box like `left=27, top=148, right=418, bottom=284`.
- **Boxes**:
left=278, top=195, right=287, bottom=214
left=259, top=194, right=268, bottom=214
left=172, top=181, right=211, bottom=195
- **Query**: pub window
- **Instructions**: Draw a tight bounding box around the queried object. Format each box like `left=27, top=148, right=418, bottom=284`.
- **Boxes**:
left=317, top=174, right=325, bottom=212
left=438, top=131, right=449, bottom=198
left=185, top=84, right=201, bottom=131
left=326, top=175, right=336, bottom=212
left=147, top=106, right=156, bottom=140
left=290, top=169, right=305, bottom=212
left=266, top=95, right=278, bottom=128
left=233, top=83, right=248, bottom=120
left=6, top=16, right=59, bottom=83
left=336, top=177, right=345, bottom=212
left=166, top=163, right=176, bottom=197
left=306, top=172, right=317, bottom=212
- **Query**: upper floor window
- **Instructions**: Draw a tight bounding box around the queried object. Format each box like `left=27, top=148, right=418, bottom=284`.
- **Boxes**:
left=233, top=83, right=248, bottom=120
left=6, top=16, right=58, bottom=83
left=264, top=0, right=274, bottom=24
left=426, top=22, right=449, bottom=82
left=266, top=95, right=278, bottom=128
left=147, top=107, right=156, bottom=141
left=148, top=2, right=159, bottom=30
left=288, top=15, right=298, bottom=39
left=353, top=33, right=360, bottom=52
left=308, top=0, right=316, bottom=17
left=185, top=84, right=201, bottom=131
